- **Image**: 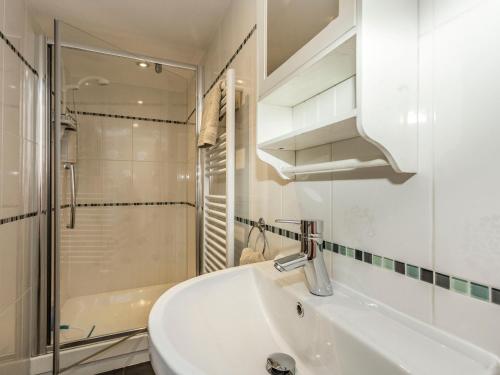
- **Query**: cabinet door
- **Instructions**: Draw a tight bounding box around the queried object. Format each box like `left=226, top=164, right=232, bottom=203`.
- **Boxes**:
left=258, top=0, right=356, bottom=98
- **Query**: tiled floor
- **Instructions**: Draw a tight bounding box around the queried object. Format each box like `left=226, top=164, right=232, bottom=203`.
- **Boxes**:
left=98, top=362, right=155, bottom=375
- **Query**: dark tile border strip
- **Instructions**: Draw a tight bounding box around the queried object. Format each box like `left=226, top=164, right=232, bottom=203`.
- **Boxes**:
left=0, top=211, right=38, bottom=225
left=203, top=24, right=257, bottom=98
left=182, top=24, right=257, bottom=122
left=0, top=30, right=38, bottom=77
left=74, top=201, right=195, bottom=208
left=69, top=110, right=188, bottom=125
left=235, top=216, right=500, bottom=307
left=0, top=202, right=196, bottom=226
left=186, top=108, right=196, bottom=123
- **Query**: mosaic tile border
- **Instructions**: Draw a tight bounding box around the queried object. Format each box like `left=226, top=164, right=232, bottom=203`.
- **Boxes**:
left=235, top=216, right=500, bottom=307
left=203, top=24, right=257, bottom=98
left=0, top=211, right=38, bottom=225
left=0, top=30, right=38, bottom=77
left=70, top=110, right=188, bottom=125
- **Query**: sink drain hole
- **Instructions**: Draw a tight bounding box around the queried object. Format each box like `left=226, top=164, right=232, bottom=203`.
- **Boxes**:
left=296, top=302, right=304, bottom=317
left=266, top=352, right=296, bottom=375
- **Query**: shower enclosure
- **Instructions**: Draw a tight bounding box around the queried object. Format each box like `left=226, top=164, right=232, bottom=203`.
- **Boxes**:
left=39, top=21, right=201, bottom=373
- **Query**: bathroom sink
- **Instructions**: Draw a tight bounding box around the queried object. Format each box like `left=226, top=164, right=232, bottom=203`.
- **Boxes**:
left=149, top=262, right=500, bottom=375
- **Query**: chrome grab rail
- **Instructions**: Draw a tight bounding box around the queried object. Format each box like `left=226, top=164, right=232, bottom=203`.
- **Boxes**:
left=64, top=162, right=76, bottom=229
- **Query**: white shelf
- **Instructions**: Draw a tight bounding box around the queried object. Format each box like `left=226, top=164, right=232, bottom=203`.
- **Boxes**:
left=261, top=33, right=356, bottom=107
left=258, top=109, right=357, bottom=151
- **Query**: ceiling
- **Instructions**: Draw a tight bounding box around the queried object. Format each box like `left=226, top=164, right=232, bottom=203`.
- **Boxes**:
left=28, top=0, right=233, bottom=64
left=62, top=47, right=194, bottom=92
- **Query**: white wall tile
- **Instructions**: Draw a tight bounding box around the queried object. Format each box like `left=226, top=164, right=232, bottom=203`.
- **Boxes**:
left=4, top=0, right=25, bottom=49
left=0, top=303, right=17, bottom=358
left=160, top=125, right=180, bottom=161
left=161, top=162, right=186, bottom=201
left=21, top=138, right=36, bottom=212
left=0, top=222, right=20, bottom=311
left=282, top=179, right=333, bottom=241
left=332, top=135, right=433, bottom=269
left=434, top=286, right=500, bottom=356
left=76, top=159, right=102, bottom=203
left=332, top=254, right=434, bottom=323
left=3, top=46, right=21, bottom=137
left=2, top=132, right=22, bottom=217
left=101, top=118, right=133, bottom=161
left=78, top=118, right=102, bottom=160
left=132, top=161, right=161, bottom=202
left=102, top=160, right=133, bottom=202
left=132, top=122, right=161, bottom=161
left=433, top=0, right=500, bottom=287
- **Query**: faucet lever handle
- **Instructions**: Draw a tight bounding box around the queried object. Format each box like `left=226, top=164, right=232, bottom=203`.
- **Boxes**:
left=276, top=219, right=323, bottom=238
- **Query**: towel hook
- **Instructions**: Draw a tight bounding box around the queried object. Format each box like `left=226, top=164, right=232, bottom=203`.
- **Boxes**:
left=246, top=217, right=268, bottom=256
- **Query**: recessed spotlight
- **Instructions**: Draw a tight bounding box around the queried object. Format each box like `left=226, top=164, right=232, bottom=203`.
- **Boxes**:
left=137, top=61, right=149, bottom=68
left=84, top=82, right=90, bottom=86
left=137, top=100, right=143, bottom=105
left=133, top=123, right=139, bottom=128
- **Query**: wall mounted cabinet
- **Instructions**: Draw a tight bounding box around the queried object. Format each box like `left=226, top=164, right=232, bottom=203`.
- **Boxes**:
left=256, top=0, right=419, bottom=179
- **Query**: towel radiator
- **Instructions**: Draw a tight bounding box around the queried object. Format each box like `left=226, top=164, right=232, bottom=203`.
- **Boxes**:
left=202, top=69, right=236, bottom=273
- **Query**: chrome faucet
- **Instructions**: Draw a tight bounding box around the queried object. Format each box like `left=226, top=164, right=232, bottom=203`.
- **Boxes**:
left=274, top=219, right=333, bottom=296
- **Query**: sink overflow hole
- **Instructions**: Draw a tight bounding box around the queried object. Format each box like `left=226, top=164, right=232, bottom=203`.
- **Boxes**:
left=296, top=302, right=304, bottom=317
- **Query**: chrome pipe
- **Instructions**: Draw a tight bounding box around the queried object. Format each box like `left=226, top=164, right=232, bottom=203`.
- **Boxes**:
left=46, top=40, right=196, bottom=71
left=35, top=33, right=49, bottom=355
left=53, top=19, right=62, bottom=375
left=196, top=66, right=204, bottom=275
left=64, top=163, right=76, bottom=229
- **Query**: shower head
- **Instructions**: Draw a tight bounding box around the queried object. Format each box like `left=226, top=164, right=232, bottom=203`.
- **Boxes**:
left=63, top=84, right=80, bottom=92
left=97, top=78, right=110, bottom=86
left=76, top=76, right=111, bottom=88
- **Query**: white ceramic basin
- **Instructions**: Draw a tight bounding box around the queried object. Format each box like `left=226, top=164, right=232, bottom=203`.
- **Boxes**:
left=149, top=262, right=500, bottom=375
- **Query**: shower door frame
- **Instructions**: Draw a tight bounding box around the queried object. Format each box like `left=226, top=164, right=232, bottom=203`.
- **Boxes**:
left=46, top=19, right=204, bottom=373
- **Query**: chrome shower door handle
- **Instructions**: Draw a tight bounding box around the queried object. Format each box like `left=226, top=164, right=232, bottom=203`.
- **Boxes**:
left=64, top=163, right=76, bottom=229
left=275, top=219, right=301, bottom=225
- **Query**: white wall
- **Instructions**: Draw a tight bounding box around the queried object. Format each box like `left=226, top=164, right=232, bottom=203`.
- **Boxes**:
left=202, top=0, right=500, bottom=357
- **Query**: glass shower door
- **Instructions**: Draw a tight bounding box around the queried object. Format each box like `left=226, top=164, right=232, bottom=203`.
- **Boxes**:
left=51, top=20, right=198, bottom=372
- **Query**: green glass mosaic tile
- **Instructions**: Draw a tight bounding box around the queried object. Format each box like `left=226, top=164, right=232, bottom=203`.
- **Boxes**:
left=451, top=277, right=469, bottom=294
left=470, top=282, right=489, bottom=301
left=347, top=248, right=355, bottom=258
left=383, top=258, right=394, bottom=270
left=339, top=246, right=346, bottom=255
left=406, top=264, right=420, bottom=279
left=372, top=255, right=382, bottom=267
